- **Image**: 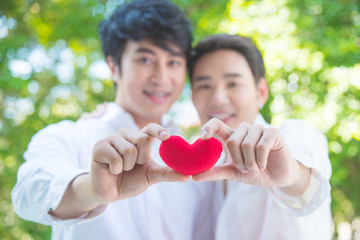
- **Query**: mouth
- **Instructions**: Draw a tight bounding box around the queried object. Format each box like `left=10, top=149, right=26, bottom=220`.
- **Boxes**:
left=208, top=112, right=235, bottom=124
left=143, top=89, right=171, bottom=104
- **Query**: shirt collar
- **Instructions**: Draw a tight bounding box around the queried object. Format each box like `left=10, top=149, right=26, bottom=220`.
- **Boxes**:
left=253, top=113, right=270, bottom=127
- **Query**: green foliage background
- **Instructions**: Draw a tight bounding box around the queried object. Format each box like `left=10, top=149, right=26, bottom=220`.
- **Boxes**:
left=0, top=0, right=359, bottom=239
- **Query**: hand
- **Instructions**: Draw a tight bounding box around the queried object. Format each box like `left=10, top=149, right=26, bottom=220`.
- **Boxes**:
left=91, top=123, right=189, bottom=204
left=192, top=118, right=310, bottom=195
left=50, top=123, right=189, bottom=220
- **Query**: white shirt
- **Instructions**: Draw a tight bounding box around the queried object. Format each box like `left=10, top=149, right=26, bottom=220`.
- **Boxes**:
left=216, top=115, right=332, bottom=240
left=12, top=103, right=224, bottom=240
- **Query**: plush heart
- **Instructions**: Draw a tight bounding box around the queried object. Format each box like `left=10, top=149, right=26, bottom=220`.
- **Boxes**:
left=159, top=135, right=223, bottom=175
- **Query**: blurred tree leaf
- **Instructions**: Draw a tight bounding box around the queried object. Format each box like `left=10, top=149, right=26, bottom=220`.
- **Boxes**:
left=0, top=0, right=359, bottom=239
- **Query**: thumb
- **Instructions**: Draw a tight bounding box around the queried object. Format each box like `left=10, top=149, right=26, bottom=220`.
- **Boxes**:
left=141, top=123, right=170, bottom=141
left=192, top=165, right=238, bottom=182
left=147, top=163, right=189, bottom=185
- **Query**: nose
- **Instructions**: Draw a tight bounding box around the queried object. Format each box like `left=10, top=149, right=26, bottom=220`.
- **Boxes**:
left=150, top=61, right=169, bottom=85
left=210, top=84, right=230, bottom=106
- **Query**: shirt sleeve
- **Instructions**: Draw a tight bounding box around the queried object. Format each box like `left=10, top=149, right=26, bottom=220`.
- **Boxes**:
left=269, top=120, right=332, bottom=216
left=11, top=120, right=105, bottom=226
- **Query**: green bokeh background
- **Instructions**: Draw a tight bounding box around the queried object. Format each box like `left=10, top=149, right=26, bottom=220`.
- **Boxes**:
left=0, top=0, right=359, bottom=239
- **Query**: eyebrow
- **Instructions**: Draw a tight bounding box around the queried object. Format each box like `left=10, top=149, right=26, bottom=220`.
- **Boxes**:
left=193, top=73, right=242, bottom=82
left=135, top=47, right=183, bottom=57
left=193, top=75, right=211, bottom=82
left=223, top=73, right=242, bottom=79
left=136, top=47, right=156, bottom=55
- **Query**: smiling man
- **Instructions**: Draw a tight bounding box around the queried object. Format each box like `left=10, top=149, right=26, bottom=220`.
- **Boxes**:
left=11, top=1, right=223, bottom=239
left=109, top=39, right=186, bottom=128
left=190, top=48, right=267, bottom=127
left=189, top=34, right=332, bottom=240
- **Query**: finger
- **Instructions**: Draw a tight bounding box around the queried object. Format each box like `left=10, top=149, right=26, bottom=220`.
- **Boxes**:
left=141, top=123, right=170, bottom=141
left=139, top=124, right=170, bottom=164
left=256, top=127, right=279, bottom=170
left=201, top=118, right=234, bottom=141
left=118, top=128, right=156, bottom=164
left=242, top=124, right=264, bottom=176
left=226, top=126, right=249, bottom=173
left=147, top=164, right=190, bottom=185
left=134, top=133, right=154, bottom=164
left=109, top=136, right=138, bottom=171
left=192, top=165, right=238, bottom=182
left=93, top=140, right=124, bottom=174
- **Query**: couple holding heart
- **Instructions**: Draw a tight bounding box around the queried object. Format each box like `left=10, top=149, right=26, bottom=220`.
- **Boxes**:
left=12, top=0, right=332, bottom=239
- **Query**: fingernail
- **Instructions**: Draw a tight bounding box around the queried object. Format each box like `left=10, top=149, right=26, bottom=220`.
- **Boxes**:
left=201, top=130, right=208, bottom=139
left=160, top=131, right=169, bottom=139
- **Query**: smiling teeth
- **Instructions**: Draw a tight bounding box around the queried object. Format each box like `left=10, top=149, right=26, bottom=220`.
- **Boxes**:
left=145, top=90, right=168, bottom=97
left=210, top=113, right=232, bottom=119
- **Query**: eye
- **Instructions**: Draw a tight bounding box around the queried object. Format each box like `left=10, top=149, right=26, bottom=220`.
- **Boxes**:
left=137, top=57, right=152, bottom=64
left=227, top=82, right=239, bottom=88
left=169, top=59, right=183, bottom=67
left=195, top=84, right=211, bottom=91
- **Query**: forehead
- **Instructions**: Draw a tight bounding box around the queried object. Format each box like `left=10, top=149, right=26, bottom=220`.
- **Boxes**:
left=123, top=39, right=185, bottom=57
left=192, top=49, right=252, bottom=78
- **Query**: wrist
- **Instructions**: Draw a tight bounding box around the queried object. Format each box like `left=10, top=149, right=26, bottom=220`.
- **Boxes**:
left=73, top=173, right=107, bottom=209
left=50, top=173, right=107, bottom=219
left=280, top=161, right=311, bottom=196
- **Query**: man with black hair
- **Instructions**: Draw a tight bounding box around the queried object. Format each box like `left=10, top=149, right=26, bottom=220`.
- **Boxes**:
left=73, top=33, right=333, bottom=239
left=12, top=1, right=223, bottom=239
left=189, top=34, right=332, bottom=239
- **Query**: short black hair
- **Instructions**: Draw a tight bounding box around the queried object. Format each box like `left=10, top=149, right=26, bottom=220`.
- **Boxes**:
left=189, top=34, right=265, bottom=84
left=98, top=0, right=192, bottom=71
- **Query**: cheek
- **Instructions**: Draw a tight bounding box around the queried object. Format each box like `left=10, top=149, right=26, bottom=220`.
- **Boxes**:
left=175, top=72, right=186, bottom=87
left=192, top=94, right=206, bottom=115
left=175, top=77, right=185, bottom=93
left=231, top=92, right=247, bottom=105
left=124, top=78, right=142, bottom=100
left=232, top=86, right=256, bottom=102
left=230, top=90, right=257, bottom=112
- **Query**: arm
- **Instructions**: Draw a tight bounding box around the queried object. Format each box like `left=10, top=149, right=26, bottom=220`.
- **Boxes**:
left=11, top=121, right=89, bottom=225
left=49, top=123, right=189, bottom=220
left=193, top=118, right=331, bottom=214
left=269, top=120, right=331, bottom=215
left=48, top=173, right=105, bottom=220
left=12, top=121, right=189, bottom=224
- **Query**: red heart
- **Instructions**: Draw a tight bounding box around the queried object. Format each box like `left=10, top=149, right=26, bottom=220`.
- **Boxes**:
left=159, top=135, right=223, bottom=175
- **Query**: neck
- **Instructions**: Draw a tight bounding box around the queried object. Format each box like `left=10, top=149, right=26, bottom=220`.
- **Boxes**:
left=134, top=116, right=162, bottom=129
left=114, top=102, right=162, bottom=129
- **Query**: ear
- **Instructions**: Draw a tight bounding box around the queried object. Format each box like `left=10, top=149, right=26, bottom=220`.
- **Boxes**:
left=256, top=77, right=269, bottom=109
left=106, top=56, right=120, bottom=83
